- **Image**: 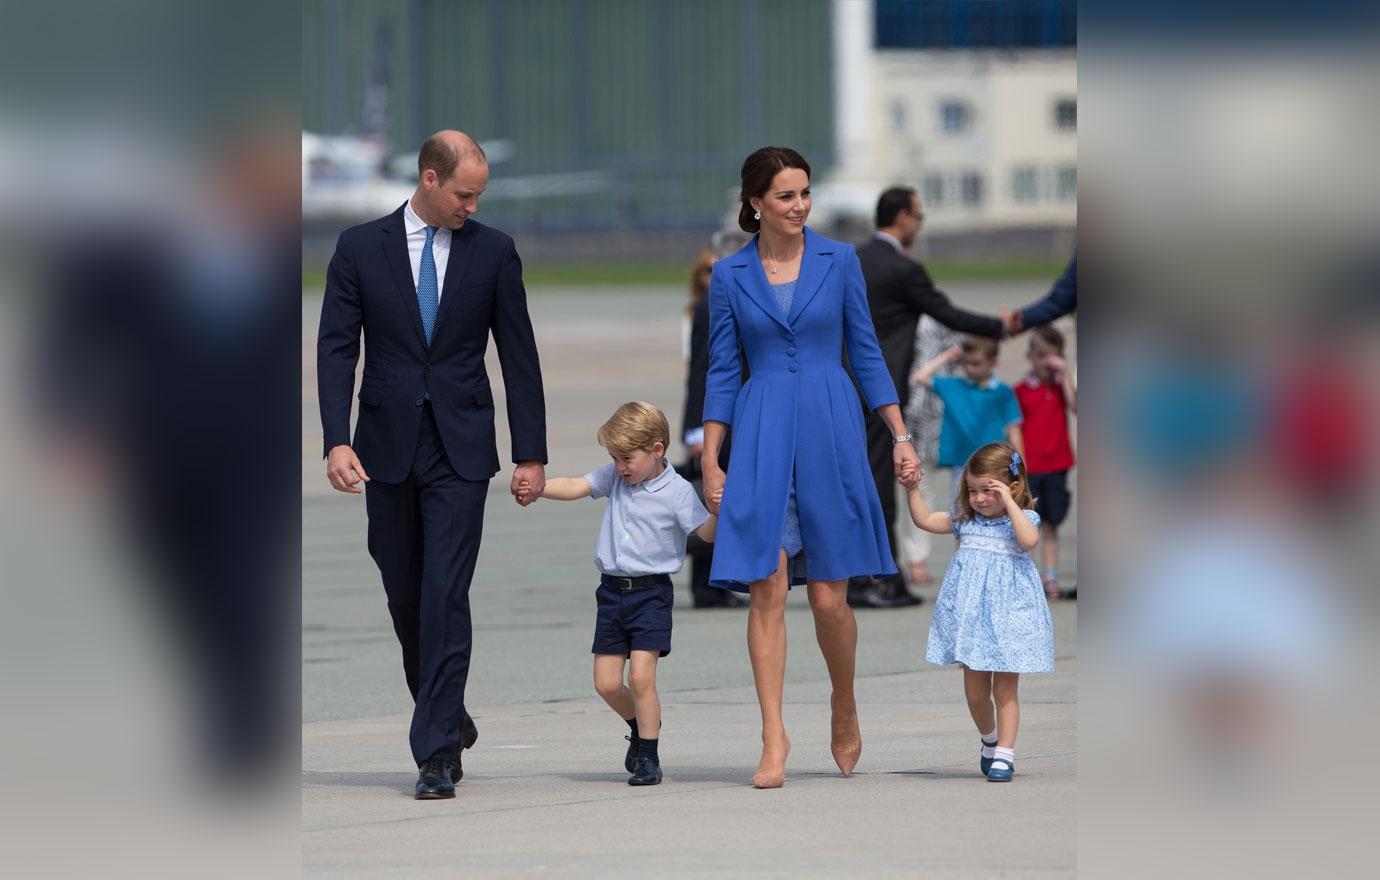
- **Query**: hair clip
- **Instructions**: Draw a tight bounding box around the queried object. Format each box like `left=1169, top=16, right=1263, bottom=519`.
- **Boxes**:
left=1008, top=452, right=1022, bottom=476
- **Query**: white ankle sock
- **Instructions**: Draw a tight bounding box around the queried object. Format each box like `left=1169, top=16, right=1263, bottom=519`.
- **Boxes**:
left=992, top=746, right=1015, bottom=767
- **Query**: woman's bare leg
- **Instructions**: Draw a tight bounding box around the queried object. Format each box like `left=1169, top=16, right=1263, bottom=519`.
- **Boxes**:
left=747, top=551, right=791, bottom=788
left=808, top=578, right=861, bottom=775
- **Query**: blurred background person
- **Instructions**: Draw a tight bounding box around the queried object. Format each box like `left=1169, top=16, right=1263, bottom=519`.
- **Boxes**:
left=681, top=241, right=747, bottom=608
left=913, top=337, right=1026, bottom=510
left=898, top=314, right=965, bottom=589
left=33, top=121, right=301, bottom=785
left=1015, top=326, right=1077, bottom=598
left=848, top=186, right=1005, bottom=609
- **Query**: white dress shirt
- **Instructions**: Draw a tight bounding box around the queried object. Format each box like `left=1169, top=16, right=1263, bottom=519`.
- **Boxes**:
left=403, top=198, right=452, bottom=301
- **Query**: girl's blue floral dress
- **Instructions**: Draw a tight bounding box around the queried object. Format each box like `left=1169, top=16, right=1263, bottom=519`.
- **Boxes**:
left=925, top=509, right=1054, bottom=673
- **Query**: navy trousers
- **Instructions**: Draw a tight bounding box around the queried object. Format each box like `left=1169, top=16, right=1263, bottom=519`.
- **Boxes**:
left=365, top=404, right=488, bottom=765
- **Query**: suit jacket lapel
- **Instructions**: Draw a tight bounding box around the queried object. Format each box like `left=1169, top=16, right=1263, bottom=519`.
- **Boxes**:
left=380, top=205, right=429, bottom=349
left=730, top=236, right=791, bottom=332
left=431, top=223, right=475, bottom=341
left=786, top=228, right=833, bottom=325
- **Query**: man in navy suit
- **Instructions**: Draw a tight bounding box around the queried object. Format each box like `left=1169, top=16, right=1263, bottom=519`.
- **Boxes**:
left=317, top=130, right=547, bottom=799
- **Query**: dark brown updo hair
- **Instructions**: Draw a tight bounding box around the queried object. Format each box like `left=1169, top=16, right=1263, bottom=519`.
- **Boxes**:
left=737, top=147, right=811, bottom=233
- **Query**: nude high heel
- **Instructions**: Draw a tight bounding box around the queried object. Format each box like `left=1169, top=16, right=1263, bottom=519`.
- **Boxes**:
left=830, top=695, right=862, bottom=777
left=753, top=734, right=791, bottom=789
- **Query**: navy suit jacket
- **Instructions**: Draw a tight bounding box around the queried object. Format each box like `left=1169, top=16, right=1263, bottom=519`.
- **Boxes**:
left=317, top=204, right=547, bottom=483
left=1020, top=252, right=1077, bottom=330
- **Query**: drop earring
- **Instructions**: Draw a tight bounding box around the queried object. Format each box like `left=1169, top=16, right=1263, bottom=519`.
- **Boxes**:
left=753, top=210, right=761, bottom=220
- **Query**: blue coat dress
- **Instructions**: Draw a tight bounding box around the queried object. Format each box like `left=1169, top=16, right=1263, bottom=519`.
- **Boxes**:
left=704, top=228, right=899, bottom=591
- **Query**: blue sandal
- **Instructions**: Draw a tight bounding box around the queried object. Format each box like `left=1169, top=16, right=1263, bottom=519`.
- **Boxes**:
left=986, top=757, right=1014, bottom=782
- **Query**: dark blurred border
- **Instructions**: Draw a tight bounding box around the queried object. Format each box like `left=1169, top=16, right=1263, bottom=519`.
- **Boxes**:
left=2, top=2, right=301, bottom=877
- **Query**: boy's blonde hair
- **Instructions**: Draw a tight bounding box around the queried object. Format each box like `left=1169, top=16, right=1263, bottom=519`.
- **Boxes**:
left=953, top=442, right=1036, bottom=523
left=597, top=401, right=670, bottom=456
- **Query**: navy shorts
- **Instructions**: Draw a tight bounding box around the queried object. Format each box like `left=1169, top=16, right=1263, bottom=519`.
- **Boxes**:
left=591, top=574, right=674, bottom=657
left=1028, top=470, right=1072, bottom=528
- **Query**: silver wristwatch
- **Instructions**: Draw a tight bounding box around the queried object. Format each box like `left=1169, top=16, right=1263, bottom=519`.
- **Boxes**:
left=893, top=433, right=913, bottom=444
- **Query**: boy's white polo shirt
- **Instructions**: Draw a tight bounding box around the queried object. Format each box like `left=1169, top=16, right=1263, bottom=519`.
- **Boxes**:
left=584, top=461, right=709, bottom=577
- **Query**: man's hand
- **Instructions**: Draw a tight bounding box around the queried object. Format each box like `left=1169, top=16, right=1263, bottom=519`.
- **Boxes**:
left=326, top=444, right=370, bottom=494
left=1000, top=308, right=1024, bottom=338
left=512, top=461, right=545, bottom=507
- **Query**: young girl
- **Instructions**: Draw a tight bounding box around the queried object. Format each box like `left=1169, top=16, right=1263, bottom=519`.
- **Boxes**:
left=907, top=442, right=1054, bottom=782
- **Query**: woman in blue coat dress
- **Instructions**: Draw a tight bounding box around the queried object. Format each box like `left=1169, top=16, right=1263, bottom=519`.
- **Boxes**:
left=700, top=148, right=921, bottom=788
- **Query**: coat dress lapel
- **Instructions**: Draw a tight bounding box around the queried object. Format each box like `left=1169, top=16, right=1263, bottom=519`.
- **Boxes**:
left=786, top=228, right=834, bottom=326
left=729, top=235, right=791, bottom=332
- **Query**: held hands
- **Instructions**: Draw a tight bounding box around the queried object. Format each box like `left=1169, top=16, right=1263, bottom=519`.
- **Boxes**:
left=999, top=309, right=1024, bottom=338
left=512, top=462, right=545, bottom=507
left=326, top=445, right=370, bottom=494
left=702, top=465, right=726, bottom=515
left=894, top=439, right=921, bottom=490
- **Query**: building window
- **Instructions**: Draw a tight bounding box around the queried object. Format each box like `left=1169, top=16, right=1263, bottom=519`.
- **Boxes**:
left=1054, top=98, right=1077, bottom=131
left=889, top=98, right=907, bottom=134
left=1012, top=166, right=1039, bottom=203
left=939, top=100, right=971, bottom=133
left=1055, top=165, right=1077, bottom=200
left=961, top=172, right=983, bottom=205
left=875, top=0, right=1078, bottom=50
left=923, top=172, right=945, bottom=207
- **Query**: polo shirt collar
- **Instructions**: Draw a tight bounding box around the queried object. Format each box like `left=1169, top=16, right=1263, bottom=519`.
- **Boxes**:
left=640, top=460, right=677, bottom=493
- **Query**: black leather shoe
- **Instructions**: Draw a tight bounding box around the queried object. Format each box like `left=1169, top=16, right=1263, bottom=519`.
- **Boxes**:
left=628, top=756, right=662, bottom=786
left=880, top=577, right=924, bottom=607
left=846, top=579, right=895, bottom=609
left=449, top=711, right=478, bottom=781
left=460, top=711, right=479, bottom=751
left=415, top=756, right=455, bottom=799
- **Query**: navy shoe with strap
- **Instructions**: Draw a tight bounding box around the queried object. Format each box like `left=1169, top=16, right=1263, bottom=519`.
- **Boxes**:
left=986, top=757, right=1014, bottom=782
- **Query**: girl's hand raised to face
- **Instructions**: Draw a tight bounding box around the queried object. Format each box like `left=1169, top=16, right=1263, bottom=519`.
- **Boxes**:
left=985, top=478, right=1014, bottom=505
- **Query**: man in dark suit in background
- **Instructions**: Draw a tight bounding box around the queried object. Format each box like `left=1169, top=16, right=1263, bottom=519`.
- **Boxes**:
left=682, top=229, right=750, bottom=608
left=317, top=130, right=548, bottom=798
left=849, top=187, right=1005, bottom=608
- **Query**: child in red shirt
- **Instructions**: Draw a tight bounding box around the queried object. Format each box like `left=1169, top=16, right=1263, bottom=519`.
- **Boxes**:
left=1014, top=327, right=1077, bottom=598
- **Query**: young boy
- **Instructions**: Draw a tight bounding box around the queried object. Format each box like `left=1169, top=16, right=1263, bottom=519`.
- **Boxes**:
left=517, top=402, right=718, bottom=786
left=912, top=336, right=1025, bottom=504
left=1015, top=326, right=1077, bottom=598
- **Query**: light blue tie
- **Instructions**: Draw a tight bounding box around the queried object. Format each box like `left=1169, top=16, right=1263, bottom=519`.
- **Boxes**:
left=418, top=226, right=438, bottom=345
